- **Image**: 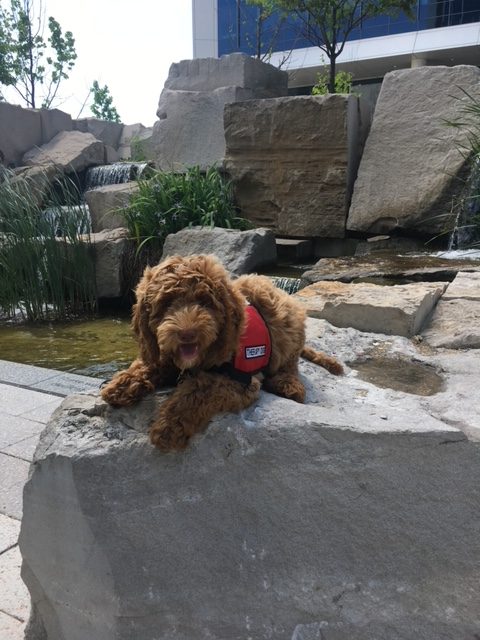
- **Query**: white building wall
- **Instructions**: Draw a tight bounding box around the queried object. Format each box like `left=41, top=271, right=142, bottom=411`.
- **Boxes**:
left=192, top=0, right=218, bottom=58
left=269, top=23, right=480, bottom=75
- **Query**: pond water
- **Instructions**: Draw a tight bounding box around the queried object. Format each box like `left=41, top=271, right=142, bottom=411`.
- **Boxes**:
left=0, top=315, right=137, bottom=378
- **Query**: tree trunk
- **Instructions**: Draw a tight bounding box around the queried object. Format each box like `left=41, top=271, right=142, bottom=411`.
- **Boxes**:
left=329, top=54, right=336, bottom=94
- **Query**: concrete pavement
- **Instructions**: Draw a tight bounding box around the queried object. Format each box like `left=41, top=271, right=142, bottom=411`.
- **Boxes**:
left=0, top=360, right=101, bottom=638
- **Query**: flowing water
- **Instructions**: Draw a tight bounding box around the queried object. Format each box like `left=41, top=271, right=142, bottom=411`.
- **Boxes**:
left=84, top=162, right=150, bottom=191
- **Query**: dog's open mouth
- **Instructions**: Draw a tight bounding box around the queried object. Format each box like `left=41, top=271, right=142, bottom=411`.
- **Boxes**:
left=178, top=343, right=199, bottom=363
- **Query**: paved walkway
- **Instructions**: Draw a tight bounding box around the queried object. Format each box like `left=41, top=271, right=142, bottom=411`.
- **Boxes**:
left=0, top=360, right=101, bottom=638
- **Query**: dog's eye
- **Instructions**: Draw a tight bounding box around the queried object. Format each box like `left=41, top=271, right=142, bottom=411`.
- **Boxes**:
left=200, top=298, right=214, bottom=310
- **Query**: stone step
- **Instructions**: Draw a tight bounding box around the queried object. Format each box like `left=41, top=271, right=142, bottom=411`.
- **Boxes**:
left=442, top=270, right=480, bottom=301
left=422, top=272, right=480, bottom=348
left=294, top=280, right=447, bottom=337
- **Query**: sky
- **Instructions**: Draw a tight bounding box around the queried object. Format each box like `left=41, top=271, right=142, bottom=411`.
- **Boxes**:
left=3, top=0, right=193, bottom=126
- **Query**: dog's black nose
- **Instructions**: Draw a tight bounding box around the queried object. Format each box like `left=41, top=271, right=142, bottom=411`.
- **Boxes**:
left=179, top=330, right=197, bottom=343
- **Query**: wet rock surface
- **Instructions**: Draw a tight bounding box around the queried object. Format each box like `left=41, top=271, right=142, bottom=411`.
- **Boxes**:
left=302, top=253, right=480, bottom=284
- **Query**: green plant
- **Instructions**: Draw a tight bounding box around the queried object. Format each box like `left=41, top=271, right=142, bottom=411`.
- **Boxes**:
left=440, top=89, right=480, bottom=249
left=121, top=166, right=249, bottom=256
left=0, top=0, right=77, bottom=108
left=90, top=80, right=121, bottom=122
left=129, top=135, right=148, bottom=162
left=312, top=68, right=353, bottom=95
left=249, top=0, right=416, bottom=93
left=0, top=169, right=96, bottom=321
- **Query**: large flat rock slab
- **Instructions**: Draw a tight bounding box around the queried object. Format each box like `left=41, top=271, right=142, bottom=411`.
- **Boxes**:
left=302, top=253, right=480, bottom=285
left=19, top=330, right=480, bottom=640
left=294, top=280, right=446, bottom=336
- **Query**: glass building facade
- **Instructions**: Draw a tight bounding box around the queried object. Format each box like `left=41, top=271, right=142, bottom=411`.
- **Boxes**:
left=218, top=0, right=480, bottom=58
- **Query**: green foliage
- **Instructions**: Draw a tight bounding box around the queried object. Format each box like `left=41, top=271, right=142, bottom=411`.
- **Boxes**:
left=245, top=0, right=289, bottom=63
left=249, top=0, right=416, bottom=92
left=121, top=167, right=249, bottom=256
left=90, top=80, right=121, bottom=122
left=441, top=88, right=480, bottom=248
left=312, top=68, right=353, bottom=95
left=129, top=135, right=147, bottom=162
left=0, top=170, right=96, bottom=321
left=0, top=0, right=77, bottom=108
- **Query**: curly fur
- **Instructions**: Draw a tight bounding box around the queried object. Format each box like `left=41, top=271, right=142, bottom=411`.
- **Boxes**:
left=101, top=254, right=343, bottom=451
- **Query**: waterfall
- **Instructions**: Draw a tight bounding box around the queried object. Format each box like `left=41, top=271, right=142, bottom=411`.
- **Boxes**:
left=43, top=205, right=91, bottom=236
left=84, top=162, right=149, bottom=191
left=448, top=155, right=480, bottom=250
left=270, top=276, right=303, bottom=295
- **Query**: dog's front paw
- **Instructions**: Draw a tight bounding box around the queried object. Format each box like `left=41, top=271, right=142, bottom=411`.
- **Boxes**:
left=149, top=417, right=189, bottom=452
left=101, top=372, right=154, bottom=407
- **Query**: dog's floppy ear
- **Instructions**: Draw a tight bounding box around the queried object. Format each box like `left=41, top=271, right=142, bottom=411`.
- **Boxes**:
left=132, top=267, right=160, bottom=365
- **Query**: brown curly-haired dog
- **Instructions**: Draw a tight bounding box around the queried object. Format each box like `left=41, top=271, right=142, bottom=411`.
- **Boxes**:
left=101, top=254, right=343, bottom=451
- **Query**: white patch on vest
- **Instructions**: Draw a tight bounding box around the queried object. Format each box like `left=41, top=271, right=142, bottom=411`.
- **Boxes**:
left=245, top=345, right=266, bottom=359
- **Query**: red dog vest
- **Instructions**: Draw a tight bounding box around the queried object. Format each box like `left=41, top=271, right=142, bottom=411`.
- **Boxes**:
left=233, top=305, right=271, bottom=374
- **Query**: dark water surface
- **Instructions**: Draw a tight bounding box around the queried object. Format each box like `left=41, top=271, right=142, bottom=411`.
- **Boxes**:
left=349, top=357, right=444, bottom=396
left=0, top=315, right=137, bottom=378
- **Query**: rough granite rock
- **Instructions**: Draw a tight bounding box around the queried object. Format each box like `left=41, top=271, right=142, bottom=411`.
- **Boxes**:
left=19, top=321, right=480, bottom=640
left=23, top=131, right=105, bottom=173
left=85, top=183, right=139, bottom=233
left=74, top=118, right=123, bottom=150
left=347, top=65, right=480, bottom=236
left=147, top=53, right=288, bottom=170
left=294, top=280, right=447, bottom=336
left=224, top=94, right=362, bottom=238
left=161, top=226, right=277, bottom=275
left=89, top=227, right=132, bottom=298
left=0, top=102, right=73, bottom=166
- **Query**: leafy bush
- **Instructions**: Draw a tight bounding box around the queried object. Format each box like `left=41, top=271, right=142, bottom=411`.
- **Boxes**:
left=121, top=166, right=249, bottom=255
left=0, top=170, right=96, bottom=321
left=312, top=69, right=353, bottom=95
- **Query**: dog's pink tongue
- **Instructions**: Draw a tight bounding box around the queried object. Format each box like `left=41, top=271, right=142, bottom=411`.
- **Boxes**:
left=180, top=344, right=198, bottom=360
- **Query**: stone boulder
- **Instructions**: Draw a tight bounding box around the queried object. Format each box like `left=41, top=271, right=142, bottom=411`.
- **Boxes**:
left=294, top=280, right=447, bottom=336
left=164, top=54, right=288, bottom=96
left=85, top=183, right=139, bottom=232
left=89, top=227, right=133, bottom=298
left=23, top=131, right=105, bottom=173
left=19, top=320, right=480, bottom=639
left=117, top=123, right=152, bottom=160
left=161, top=226, right=277, bottom=275
left=74, top=118, right=123, bottom=150
left=146, top=53, right=288, bottom=170
left=224, top=94, right=363, bottom=238
left=347, top=65, right=480, bottom=237
left=0, top=103, right=73, bottom=167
